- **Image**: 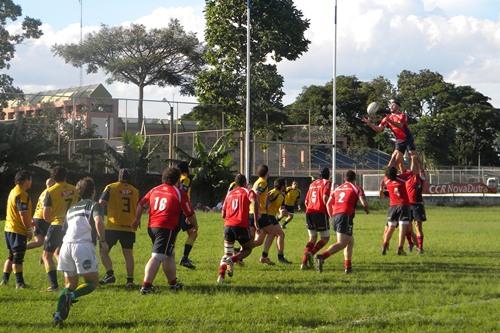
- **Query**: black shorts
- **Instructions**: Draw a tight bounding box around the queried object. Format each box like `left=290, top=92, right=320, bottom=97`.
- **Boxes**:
left=5, top=232, right=27, bottom=257
left=387, top=205, right=411, bottom=226
left=256, top=214, right=272, bottom=229
left=224, top=226, right=252, bottom=245
left=179, top=213, right=194, bottom=231
left=44, top=225, right=64, bottom=253
left=105, top=230, right=136, bottom=250
left=395, top=134, right=416, bottom=154
left=410, top=204, right=427, bottom=222
left=148, top=227, right=178, bottom=256
left=285, top=205, right=295, bottom=214
left=267, top=215, right=280, bottom=226
left=332, top=214, right=354, bottom=236
left=306, top=212, right=330, bottom=231
left=33, top=218, right=49, bottom=236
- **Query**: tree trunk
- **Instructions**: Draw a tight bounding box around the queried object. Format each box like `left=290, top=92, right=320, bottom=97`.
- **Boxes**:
left=138, top=85, right=144, bottom=132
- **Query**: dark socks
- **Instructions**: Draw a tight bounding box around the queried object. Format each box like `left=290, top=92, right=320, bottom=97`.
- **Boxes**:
left=2, top=272, right=10, bottom=283
left=15, top=272, right=24, bottom=284
left=183, top=244, right=193, bottom=259
left=48, top=270, right=58, bottom=288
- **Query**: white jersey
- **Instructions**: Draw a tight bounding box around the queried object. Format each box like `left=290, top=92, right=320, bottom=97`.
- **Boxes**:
left=63, top=199, right=103, bottom=244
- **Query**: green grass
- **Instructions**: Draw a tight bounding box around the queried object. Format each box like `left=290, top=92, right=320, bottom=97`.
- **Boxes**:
left=0, top=206, right=499, bottom=332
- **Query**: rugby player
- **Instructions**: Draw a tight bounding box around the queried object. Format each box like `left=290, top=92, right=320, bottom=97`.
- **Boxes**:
left=398, top=154, right=427, bottom=253
left=134, top=167, right=196, bottom=294
left=262, top=178, right=291, bottom=264
left=27, top=178, right=55, bottom=249
left=53, top=177, right=106, bottom=327
left=278, top=180, right=301, bottom=229
left=252, top=165, right=281, bottom=265
left=217, top=174, right=258, bottom=283
left=1, top=170, right=33, bottom=288
left=177, top=161, right=198, bottom=269
left=98, top=169, right=139, bottom=288
left=363, top=99, right=416, bottom=173
left=43, top=167, right=78, bottom=291
left=316, top=170, right=369, bottom=273
left=301, top=168, right=331, bottom=270
left=381, top=166, right=411, bottom=255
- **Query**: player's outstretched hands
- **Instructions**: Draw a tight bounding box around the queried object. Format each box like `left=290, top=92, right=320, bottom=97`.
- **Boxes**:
left=361, top=116, right=371, bottom=124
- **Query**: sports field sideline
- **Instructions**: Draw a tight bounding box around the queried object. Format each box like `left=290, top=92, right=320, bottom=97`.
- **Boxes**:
left=1, top=206, right=499, bottom=332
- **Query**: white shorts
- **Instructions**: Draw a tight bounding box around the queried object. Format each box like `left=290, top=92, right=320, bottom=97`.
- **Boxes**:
left=58, top=242, right=98, bottom=276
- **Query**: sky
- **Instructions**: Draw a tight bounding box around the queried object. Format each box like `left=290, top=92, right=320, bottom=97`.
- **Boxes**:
left=6, top=0, right=500, bottom=119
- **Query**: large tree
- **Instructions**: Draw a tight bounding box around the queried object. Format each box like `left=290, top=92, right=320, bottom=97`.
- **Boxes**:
left=52, top=20, right=204, bottom=127
left=0, top=0, right=42, bottom=108
left=193, top=0, right=310, bottom=137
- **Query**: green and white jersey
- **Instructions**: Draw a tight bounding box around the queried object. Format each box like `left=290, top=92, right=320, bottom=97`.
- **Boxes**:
left=63, top=199, right=103, bottom=244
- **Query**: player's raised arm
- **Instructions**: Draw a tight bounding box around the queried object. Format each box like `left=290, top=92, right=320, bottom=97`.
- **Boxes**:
left=362, top=116, right=385, bottom=132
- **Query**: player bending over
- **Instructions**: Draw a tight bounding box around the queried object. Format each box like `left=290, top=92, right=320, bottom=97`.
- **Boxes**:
left=42, top=167, right=78, bottom=291
left=27, top=178, right=55, bottom=250
left=278, top=180, right=301, bottom=229
left=363, top=99, right=416, bottom=173
left=134, top=167, right=196, bottom=294
left=262, top=178, right=291, bottom=264
left=98, top=169, right=139, bottom=288
left=217, top=174, right=258, bottom=283
left=301, top=168, right=331, bottom=270
left=53, top=177, right=106, bottom=327
left=381, top=166, right=411, bottom=255
left=2, top=170, right=33, bottom=288
left=316, top=170, right=369, bottom=273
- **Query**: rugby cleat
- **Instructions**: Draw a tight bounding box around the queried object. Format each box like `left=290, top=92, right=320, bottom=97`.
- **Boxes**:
left=125, top=281, right=135, bottom=290
left=381, top=246, right=388, bottom=255
left=397, top=248, right=407, bottom=256
left=60, top=292, right=73, bottom=320
left=140, top=285, right=155, bottom=295
left=278, top=257, right=292, bottom=264
left=217, top=274, right=224, bottom=284
left=169, top=282, right=184, bottom=291
left=0, top=279, right=8, bottom=286
left=180, top=257, right=196, bottom=270
left=46, top=285, right=59, bottom=292
left=315, top=255, right=324, bottom=273
left=300, top=263, right=311, bottom=271
left=408, top=243, right=414, bottom=252
left=259, top=257, right=275, bottom=265
left=99, top=274, right=116, bottom=285
left=53, top=313, right=63, bottom=328
left=344, top=267, right=353, bottom=274
left=306, top=252, right=314, bottom=268
left=16, top=282, right=27, bottom=289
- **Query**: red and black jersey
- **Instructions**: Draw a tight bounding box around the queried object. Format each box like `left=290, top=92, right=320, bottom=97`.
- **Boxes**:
left=305, top=179, right=331, bottom=214
left=384, top=176, right=409, bottom=206
left=380, top=112, right=408, bottom=141
left=330, top=181, right=364, bottom=216
left=139, top=184, right=194, bottom=230
left=399, top=171, right=425, bottom=204
left=223, top=187, right=252, bottom=228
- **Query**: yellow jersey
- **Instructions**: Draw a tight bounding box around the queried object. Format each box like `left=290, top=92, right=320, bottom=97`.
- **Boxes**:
left=250, top=177, right=268, bottom=215
left=100, top=182, right=139, bottom=232
left=5, top=185, right=32, bottom=235
left=179, top=174, right=191, bottom=199
left=33, top=189, right=48, bottom=220
left=267, top=188, right=284, bottom=216
left=284, top=187, right=301, bottom=206
left=44, top=181, right=78, bottom=226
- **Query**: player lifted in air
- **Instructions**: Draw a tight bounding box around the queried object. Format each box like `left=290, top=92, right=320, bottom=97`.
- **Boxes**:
left=43, top=167, right=78, bottom=291
left=262, top=178, right=291, bottom=264
left=177, top=161, right=198, bottom=269
left=363, top=98, right=416, bottom=173
left=98, top=169, right=140, bottom=288
left=2, top=170, right=33, bottom=288
left=27, top=178, right=55, bottom=250
left=217, top=174, right=258, bottom=283
left=315, top=170, right=369, bottom=273
left=381, top=165, right=411, bottom=255
left=278, top=180, right=301, bottom=229
left=53, top=177, right=106, bottom=327
left=134, top=167, right=196, bottom=294
left=301, top=168, right=331, bottom=270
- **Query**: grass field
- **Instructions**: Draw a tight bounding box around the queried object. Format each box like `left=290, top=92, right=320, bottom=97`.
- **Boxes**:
left=0, top=206, right=499, bottom=332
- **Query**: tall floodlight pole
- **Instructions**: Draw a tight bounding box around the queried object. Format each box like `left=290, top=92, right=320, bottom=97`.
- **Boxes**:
left=245, top=0, right=251, bottom=180
left=79, top=0, right=83, bottom=86
left=332, top=0, right=338, bottom=186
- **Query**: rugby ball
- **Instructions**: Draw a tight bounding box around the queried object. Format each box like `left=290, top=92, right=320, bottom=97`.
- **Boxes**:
left=367, top=101, right=379, bottom=115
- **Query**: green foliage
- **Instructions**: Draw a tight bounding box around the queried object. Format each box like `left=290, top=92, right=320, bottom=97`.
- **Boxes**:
left=0, top=207, right=499, bottom=332
left=193, top=0, right=310, bottom=135
left=52, top=21, right=204, bottom=126
left=174, top=133, right=235, bottom=206
left=0, top=0, right=42, bottom=108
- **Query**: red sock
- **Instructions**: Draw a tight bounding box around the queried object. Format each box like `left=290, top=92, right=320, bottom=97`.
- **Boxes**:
left=311, top=240, right=327, bottom=254
left=168, top=278, right=177, bottom=286
left=417, top=235, right=424, bottom=249
left=406, top=231, right=414, bottom=246
left=304, top=241, right=314, bottom=254
left=218, top=263, right=227, bottom=277
left=344, top=259, right=351, bottom=269
left=231, top=255, right=240, bottom=263
left=322, top=251, right=332, bottom=260
left=143, top=281, right=152, bottom=288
